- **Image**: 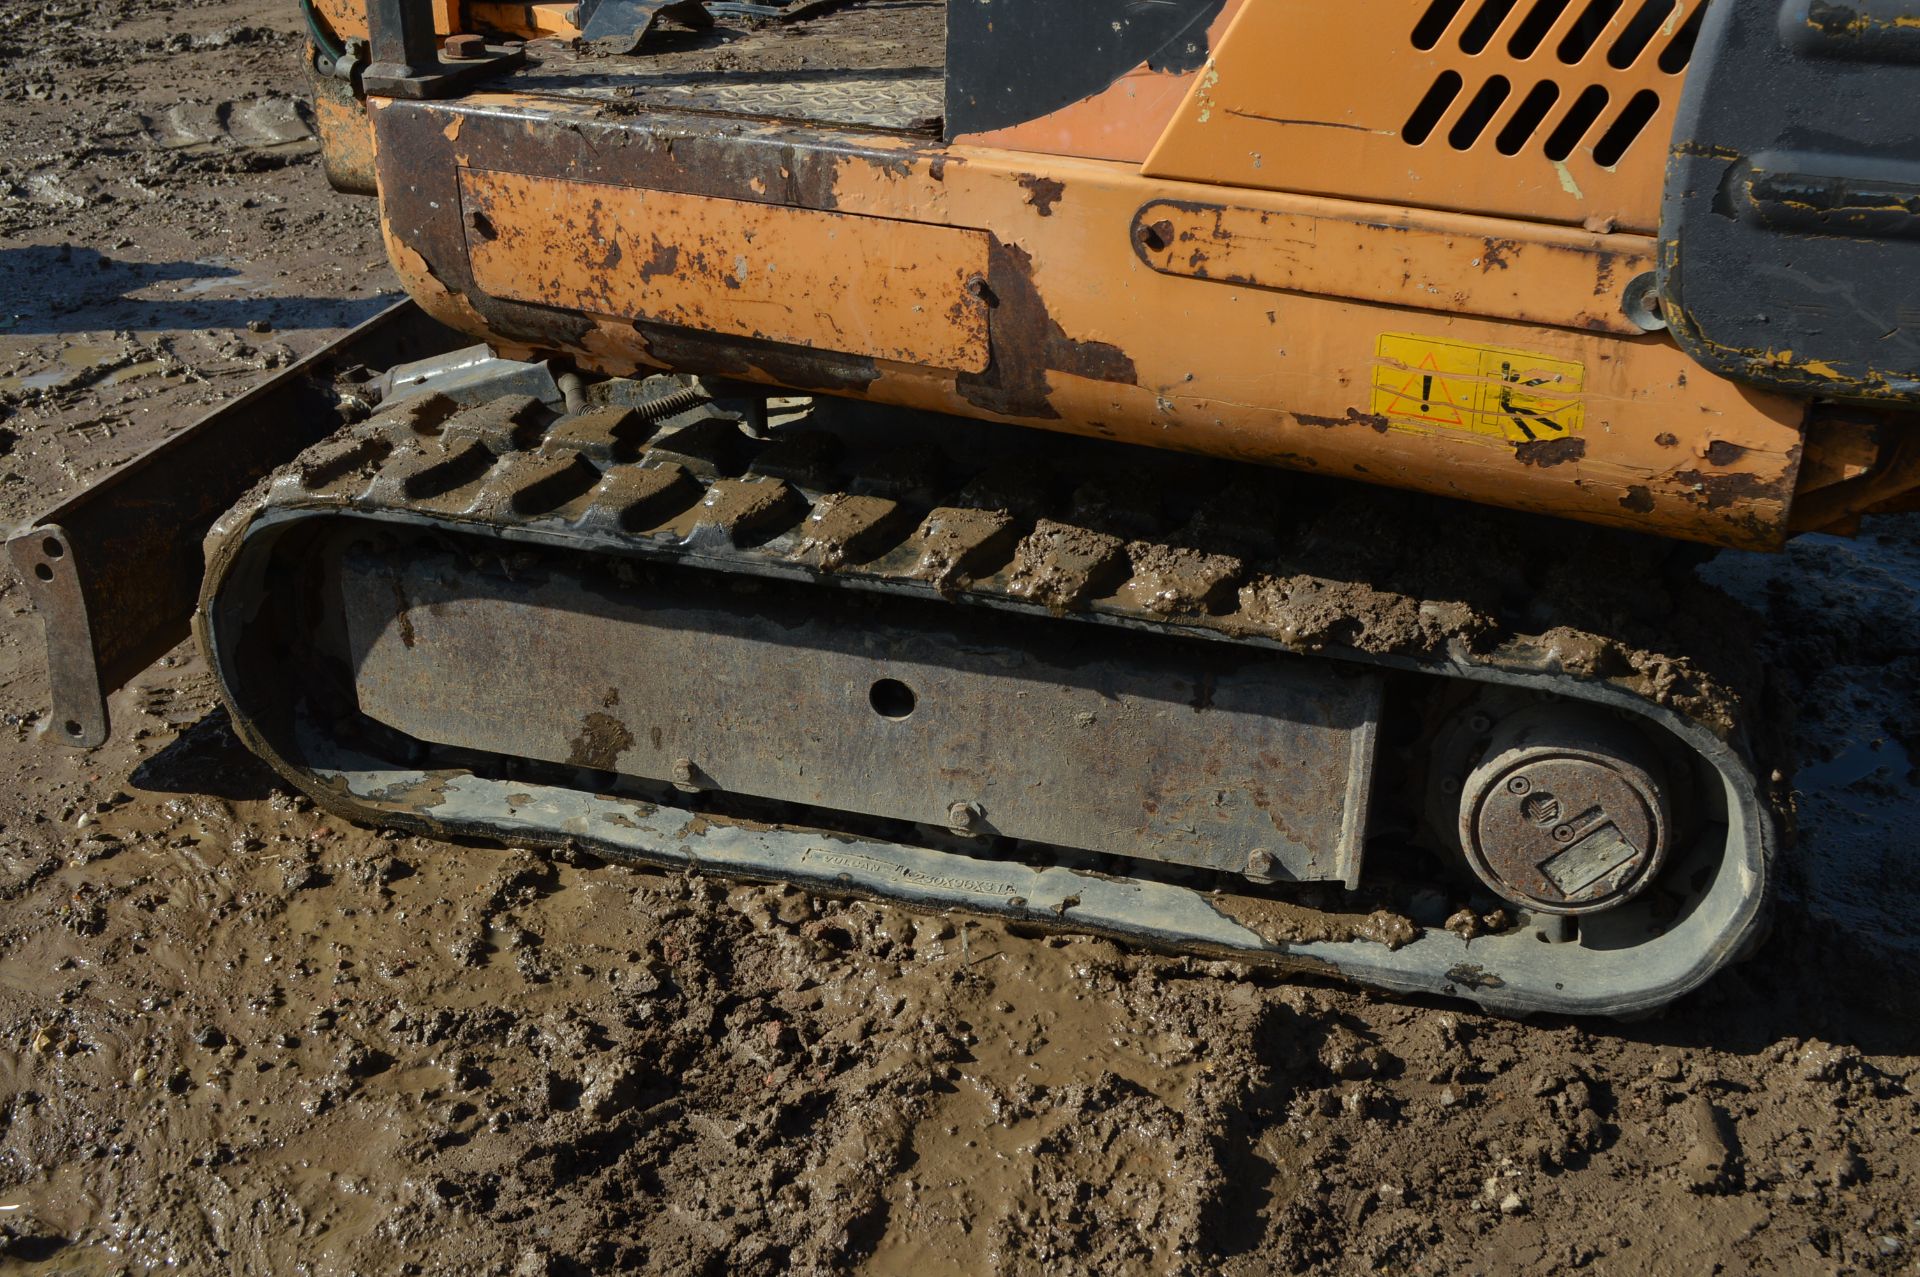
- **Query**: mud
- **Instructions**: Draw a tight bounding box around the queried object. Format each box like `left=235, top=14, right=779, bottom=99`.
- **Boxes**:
left=2, top=3, right=1920, bottom=1275
left=1007, top=518, right=1126, bottom=611
left=1214, top=895, right=1422, bottom=952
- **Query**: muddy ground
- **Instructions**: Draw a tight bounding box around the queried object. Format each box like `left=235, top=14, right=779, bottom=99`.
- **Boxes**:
left=1, top=3, right=1918, bottom=1274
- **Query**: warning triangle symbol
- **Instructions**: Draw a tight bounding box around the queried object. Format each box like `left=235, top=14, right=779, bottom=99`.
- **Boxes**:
left=1379, top=353, right=1467, bottom=427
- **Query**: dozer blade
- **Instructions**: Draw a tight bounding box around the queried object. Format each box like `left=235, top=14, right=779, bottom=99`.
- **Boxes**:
left=195, top=383, right=1776, bottom=1017
left=5, top=301, right=468, bottom=747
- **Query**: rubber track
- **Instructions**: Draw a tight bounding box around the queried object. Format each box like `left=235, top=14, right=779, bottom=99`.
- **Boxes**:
left=195, top=387, right=1776, bottom=1015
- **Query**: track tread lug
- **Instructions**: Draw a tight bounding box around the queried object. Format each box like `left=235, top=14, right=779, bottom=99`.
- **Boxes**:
left=687, top=477, right=807, bottom=547
left=1008, top=519, right=1129, bottom=612
left=1122, top=541, right=1246, bottom=616
left=539, top=406, right=650, bottom=463
left=441, top=393, right=550, bottom=451
left=375, top=391, right=462, bottom=437
left=907, top=506, right=1020, bottom=588
left=295, top=433, right=395, bottom=494
left=376, top=438, right=498, bottom=504
left=789, top=492, right=914, bottom=570
left=589, top=461, right=703, bottom=533
left=470, top=450, right=606, bottom=518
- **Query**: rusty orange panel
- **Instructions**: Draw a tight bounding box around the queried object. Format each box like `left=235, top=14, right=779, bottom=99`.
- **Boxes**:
left=1143, top=0, right=1705, bottom=232
left=375, top=98, right=1812, bottom=549
left=467, top=2, right=581, bottom=38
left=314, top=0, right=525, bottom=41
left=307, top=59, right=376, bottom=196
left=457, top=170, right=993, bottom=373
left=1130, top=197, right=1654, bottom=335
left=312, top=0, right=459, bottom=41
left=312, top=0, right=367, bottom=40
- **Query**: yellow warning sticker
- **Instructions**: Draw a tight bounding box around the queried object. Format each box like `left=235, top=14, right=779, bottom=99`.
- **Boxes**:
left=1370, top=333, right=1585, bottom=443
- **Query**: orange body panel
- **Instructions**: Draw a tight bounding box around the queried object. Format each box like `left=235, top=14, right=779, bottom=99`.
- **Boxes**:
left=374, top=95, right=1806, bottom=550
left=1128, top=195, right=1654, bottom=336
left=1145, top=0, right=1703, bottom=231
left=302, top=0, right=1920, bottom=550
left=313, top=0, right=573, bottom=42
left=461, top=170, right=993, bottom=372
left=312, top=0, right=370, bottom=40
left=313, top=0, right=458, bottom=41
left=468, top=2, right=581, bottom=39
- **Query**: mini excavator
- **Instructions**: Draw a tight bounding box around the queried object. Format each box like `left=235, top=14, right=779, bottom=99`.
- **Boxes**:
left=15, top=0, right=1920, bottom=1012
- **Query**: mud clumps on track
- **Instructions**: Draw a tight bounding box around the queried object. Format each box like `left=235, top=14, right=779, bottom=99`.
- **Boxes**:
left=2, top=1, right=1920, bottom=1273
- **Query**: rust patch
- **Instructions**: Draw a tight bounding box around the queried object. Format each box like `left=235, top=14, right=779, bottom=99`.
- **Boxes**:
left=955, top=242, right=1137, bottom=420
left=635, top=236, right=680, bottom=284
left=1017, top=174, right=1065, bottom=217
left=1654, top=432, right=1679, bottom=448
left=1513, top=437, right=1586, bottom=467
left=1705, top=439, right=1751, bottom=466
left=567, top=711, right=635, bottom=771
left=1672, top=468, right=1788, bottom=512
left=1619, top=485, right=1656, bottom=514
left=1296, top=408, right=1390, bottom=434
left=636, top=324, right=881, bottom=395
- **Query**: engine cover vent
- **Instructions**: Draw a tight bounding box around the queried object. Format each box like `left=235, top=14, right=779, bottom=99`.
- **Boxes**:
left=1144, top=0, right=1712, bottom=231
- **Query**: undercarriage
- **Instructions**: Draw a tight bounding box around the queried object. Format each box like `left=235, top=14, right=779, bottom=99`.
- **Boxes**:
left=177, top=352, right=1773, bottom=1016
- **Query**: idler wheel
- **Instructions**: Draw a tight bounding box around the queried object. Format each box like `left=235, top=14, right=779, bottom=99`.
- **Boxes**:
left=1457, top=711, right=1671, bottom=916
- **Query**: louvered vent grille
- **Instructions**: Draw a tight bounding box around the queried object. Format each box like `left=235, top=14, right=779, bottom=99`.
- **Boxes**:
left=1403, top=0, right=1707, bottom=166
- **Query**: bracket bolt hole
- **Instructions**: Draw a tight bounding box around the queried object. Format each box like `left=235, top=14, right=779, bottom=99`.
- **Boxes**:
left=869, top=678, right=916, bottom=720
left=33, top=563, right=53, bottom=582
left=1136, top=220, right=1174, bottom=253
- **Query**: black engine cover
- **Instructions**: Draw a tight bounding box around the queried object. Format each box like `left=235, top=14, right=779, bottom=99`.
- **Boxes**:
left=1660, top=0, right=1920, bottom=404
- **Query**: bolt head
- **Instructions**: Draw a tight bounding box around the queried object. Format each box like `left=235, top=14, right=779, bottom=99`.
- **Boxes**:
left=947, top=801, right=979, bottom=830
left=1506, top=775, right=1531, bottom=795
left=1247, top=849, right=1277, bottom=877
left=444, top=33, right=487, bottom=59
left=671, top=757, right=695, bottom=784
left=1552, top=824, right=1575, bottom=843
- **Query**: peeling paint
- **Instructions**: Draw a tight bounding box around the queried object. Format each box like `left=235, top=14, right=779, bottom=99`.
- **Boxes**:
left=1554, top=161, right=1585, bottom=201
